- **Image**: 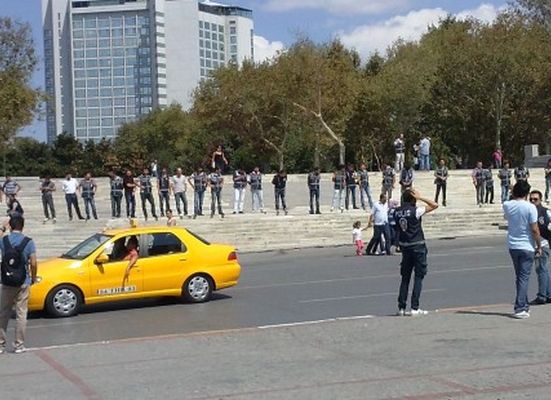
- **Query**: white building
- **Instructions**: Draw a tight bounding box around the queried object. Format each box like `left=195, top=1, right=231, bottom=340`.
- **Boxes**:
left=42, top=0, right=254, bottom=143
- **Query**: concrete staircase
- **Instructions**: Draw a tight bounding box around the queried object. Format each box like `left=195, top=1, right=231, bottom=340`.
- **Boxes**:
left=7, top=168, right=540, bottom=259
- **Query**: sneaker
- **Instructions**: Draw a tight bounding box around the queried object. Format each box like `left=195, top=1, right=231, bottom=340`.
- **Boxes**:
left=330, top=208, right=334, bottom=212
left=14, top=346, right=25, bottom=354
left=512, top=310, right=530, bottom=319
left=529, top=298, right=546, bottom=305
left=284, top=210, right=288, bottom=215
left=0, top=347, right=5, bottom=354
left=52, top=218, right=57, bottom=224
left=410, top=309, right=428, bottom=316
left=397, top=309, right=406, bottom=317
left=276, top=211, right=280, bottom=216
left=179, top=214, right=184, bottom=219
left=43, top=218, right=49, bottom=224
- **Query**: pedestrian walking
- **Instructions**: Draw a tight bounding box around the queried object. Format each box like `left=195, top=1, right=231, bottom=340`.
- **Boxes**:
left=62, top=173, right=84, bottom=221
left=108, top=171, right=124, bottom=218
left=434, top=159, right=448, bottom=206
left=307, top=167, right=321, bottom=215
left=399, top=163, right=414, bottom=194
left=394, top=133, right=406, bottom=171
left=158, top=168, right=171, bottom=217
left=79, top=172, right=98, bottom=220
left=40, top=175, right=56, bottom=224
left=492, top=149, right=503, bottom=169
left=395, top=189, right=438, bottom=316
left=381, top=164, right=395, bottom=200
left=418, top=136, right=431, bottom=171
left=358, top=163, right=373, bottom=210
left=123, top=170, right=137, bottom=219
left=484, top=165, right=495, bottom=204
left=138, top=168, right=158, bottom=221
left=545, top=159, right=551, bottom=204
left=528, top=191, right=551, bottom=305
left=272, top=170, right=288, bottom=216
left=345, top=164, right=359, bottom=210
left=331, top=165, right=346, bottom=213
left=472, top=161, right=485, bottom=207
left=503, top=181, right=542, bottom=319
left=189, top=167, right=207, bottom=219
left=232, top=168, right=247, bottom=214
left=366, top=193, right=391, bottom=256
left=208, top=167, right=225, bottom=218
left=0, top=215, right=37, bottom=354
left=514, top=164, right=530, bottom=184
left=249, top=167, right=265, bottom=213
left=498, top=161, right=512, bottom=204
left=212, top=145, right=229, bottom=173
left=352, top=221, right=365, bottom=256
left=172, top=168, right=189, bottom=218
left=2, top=176, right=21, bottom=202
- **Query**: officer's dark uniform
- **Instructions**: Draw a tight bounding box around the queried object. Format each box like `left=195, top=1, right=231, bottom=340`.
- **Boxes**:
left=358, top=169, right=373, bottom=210
left=272, top=173, right=288, bottom=215
left=498, top=167, right=512, bottom=203
left=473, top=167, right=485, bottom=206
left=434, top=166, right=448, bottom=205
left=80, top=178, right=97, bottom=220
left=381, top=167, right=395, bottom=199
left=192, top=171, right=207, bottom=217
left=209, top=171, right=224, bottom=217
left=535, top=204, right=551, bottom=302
left=514, top=166, right=530, bottom=184
left=249, top=171, right=264, bottom=212
left=158, top=174, right=171, bottom=217
left=331, top=170, right=346, bottom=211
left=138, top=174, right=158, bottom=220
left=307, top=171, right=321, bottom=214
left=109, top=175, right=124, bottom=218
left=395, top=203, right=428, bottom=311
left=399, top=168, right=414, bottom=194
left=345, top=169, right=359, bottom=210
left=40, top=179, right=56, bottom=220
left=484, top=168, right=494, bottom=204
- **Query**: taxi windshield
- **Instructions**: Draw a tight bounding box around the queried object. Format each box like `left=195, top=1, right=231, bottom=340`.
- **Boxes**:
left=61, top=233, right=112, bottom=260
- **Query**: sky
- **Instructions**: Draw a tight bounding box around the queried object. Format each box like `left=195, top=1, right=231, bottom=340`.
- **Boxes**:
left=1, top=0, right=507, bottom=142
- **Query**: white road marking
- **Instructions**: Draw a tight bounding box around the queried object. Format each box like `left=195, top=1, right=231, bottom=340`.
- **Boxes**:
left=28, top=318, right=112, bottom=330
left=258, top=315, right=374, bottom=329
left=299, top=288, right=446, bottom=304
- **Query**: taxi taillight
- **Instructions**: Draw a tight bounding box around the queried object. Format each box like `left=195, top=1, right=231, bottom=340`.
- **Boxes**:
left=228, top=251, right=238, bottom=261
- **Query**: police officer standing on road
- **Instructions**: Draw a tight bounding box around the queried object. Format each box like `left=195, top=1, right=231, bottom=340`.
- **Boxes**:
left=189, top=167, right=207, bottom=219
left=308, top=167, right=321, bottom=215
left=394, top=133, right=406, bottom=171
left=345, top=164, right=359, bottom=210
left=399, top=163, right=414, bottom=194
left=434, top=159, right=448, bottom=206
left=172, top=168, right=188, bottom=218
left=40, top=175, right=56, bottom=224
left=137, top=168, right=158, bottom=221
left=514, top=163, right=530, bottom=184
left=272, top=170, right=288, bottom=216
left=395, top=189, right=439, bottom=316
left=472, top=161, right=485, bottom=207
left=381, top=163, right=396, bottom=200
left=528, top=190, right=551, bottom=305
left=232, top=168, right=247, bottom=214
left=498, top=161, right=512, bottom=204
left=79, top=172, right=98, bottom=220
left=158, top=168, right=171, bottom=217
left=123, top=170, right=137, bottom=219
left=108, top=170, right=124, bottom=218
left=358, top=163, right=373, bottom=210
left=331, top=165, right=346, bottom=213
left=248, top=167, right=265, bottom=214
left=208, top=167, right=225, bottom=219
left=62, top=173, right=84, bottom=221
left=484, top=164, right=495, bottom=204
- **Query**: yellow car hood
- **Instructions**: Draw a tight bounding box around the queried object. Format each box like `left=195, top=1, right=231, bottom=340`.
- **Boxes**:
left=38, top=257, right=85, bottom=276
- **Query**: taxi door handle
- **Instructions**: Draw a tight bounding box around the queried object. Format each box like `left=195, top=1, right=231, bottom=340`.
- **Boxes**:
left=179, top=258, right=187, bottom=262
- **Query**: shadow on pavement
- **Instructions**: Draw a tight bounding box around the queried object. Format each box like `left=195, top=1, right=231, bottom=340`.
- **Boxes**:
left=455, top=310, right=513, bottom=318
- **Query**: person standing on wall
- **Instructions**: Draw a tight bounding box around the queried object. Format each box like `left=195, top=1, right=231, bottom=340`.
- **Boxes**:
left=434, top=159, right=448, bottom=206
left=272, top=170, right=288, bottom=216
left=498, top=161, right=512, bottom=204
left=249, top=166, right=266, bottom=214
left=394, top=133, right=406, bottom=171
left=39, top=175, right=56, bottom=224
left=232, top=168, right=247, bottom=215
left=308, top=167, right=321, bottom=215
left=108, top=170, right=124, bottom=219
left=158, top=167, right=171, bottom=217
left=123, top=169, right=137, bottom=219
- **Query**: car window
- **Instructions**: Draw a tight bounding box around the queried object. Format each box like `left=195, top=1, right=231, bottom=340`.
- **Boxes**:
left=145, top=233, right=186, bottom=257
left=105, top=236, right=139, bottom=262
left=62, top=233, right=112, bottom=260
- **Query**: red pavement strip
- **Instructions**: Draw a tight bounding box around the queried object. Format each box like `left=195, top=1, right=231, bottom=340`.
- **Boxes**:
left=35, top=350, right=101, bottom=400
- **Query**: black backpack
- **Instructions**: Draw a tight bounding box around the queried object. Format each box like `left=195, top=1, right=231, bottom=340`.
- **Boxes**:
left=1, top=236, right=31, bottom=287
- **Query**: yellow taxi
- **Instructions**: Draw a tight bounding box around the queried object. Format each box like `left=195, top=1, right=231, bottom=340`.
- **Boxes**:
left=29, top=226, right=241, bottom=317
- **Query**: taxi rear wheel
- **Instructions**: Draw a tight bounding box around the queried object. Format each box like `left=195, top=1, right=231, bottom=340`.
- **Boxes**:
left=183, top=274, right=213, bottom=303
left=45, top=285, right=83, bottom=318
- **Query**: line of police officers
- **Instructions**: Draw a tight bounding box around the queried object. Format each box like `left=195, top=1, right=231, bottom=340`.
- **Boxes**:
left=472, top=161, right=530, bottom=206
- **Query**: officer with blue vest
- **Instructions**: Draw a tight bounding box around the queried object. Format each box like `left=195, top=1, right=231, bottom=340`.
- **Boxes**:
left=78, top=172, right=98, bottom=220
left=307, top=167, right=321, bottom=214
left=358, top=163, right=373, bottom=210
left=472, top=161, right=485, bottom=207
left=529, top=190, right=551, bottom=305
left=137, top=168, right=158, bottom=221
left=189, top=167, right=208, bottom=219
left=108, top=170, right=124, bottom=218
left=514, top=164, right=530, bottom=184
left=233, top=168, right=247, bottom=214
left=394, top=133, right=406, bottom=171
left=208, top=167, right=225, bottom=218
left=381, top=164, right=395, bottom=200
left=345, top=164, right=359, bottom=210
left=158, top=168, right=171, bottom=217
left=484, top=164, right=495, bottom=204
left=395, top=189, right=438, bottom=316
left=331, top=165, right=346, bottom=213
left=249, top=167, right=265, bottom=213
left=498, top=161, right=512, bottom=203
left=399, top=163, right=414, bottom=194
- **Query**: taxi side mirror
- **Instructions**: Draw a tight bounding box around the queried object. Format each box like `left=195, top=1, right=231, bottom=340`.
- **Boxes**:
left=95, top=253, right=109, bottom=265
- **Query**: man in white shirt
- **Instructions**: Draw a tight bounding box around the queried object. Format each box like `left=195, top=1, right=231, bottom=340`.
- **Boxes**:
left=503, top=181, right=542, bottom=319
left=366, top=194, right=391, bottom=255
left=61, top=173, right=84, bottom=221
left=172, top=168, right=188, bottom=219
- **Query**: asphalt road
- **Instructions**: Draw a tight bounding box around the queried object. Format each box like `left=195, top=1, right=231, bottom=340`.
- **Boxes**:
left=21, top=235, right=525, bottom=349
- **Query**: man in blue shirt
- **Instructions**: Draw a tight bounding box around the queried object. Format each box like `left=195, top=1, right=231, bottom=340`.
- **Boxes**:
left=503, top=181, right=542, bottom=319
left=0, top=215, right=37, bottom=353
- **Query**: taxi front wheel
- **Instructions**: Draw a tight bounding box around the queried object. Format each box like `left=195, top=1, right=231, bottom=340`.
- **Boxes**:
left=183, top=274, right=213, bottom=303
left=45, top=285, right=83, bottom=318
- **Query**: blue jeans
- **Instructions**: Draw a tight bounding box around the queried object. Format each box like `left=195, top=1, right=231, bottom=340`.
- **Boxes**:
left=509, top=249, right=535, bottom=313
left=125, top=192, right=136, bottom=218
left=360, top=184, right=373, bottom=209
left=501, top=184, right=509, bottom=203
left=398, top=245, right=428, bottom=310
left=546, top=179, right=551, bottom=202
left=419, top=154, right=430, bottom=171
left=194, top=190, right=205, bottom=216
left=536, top=247, right=551, bottom=302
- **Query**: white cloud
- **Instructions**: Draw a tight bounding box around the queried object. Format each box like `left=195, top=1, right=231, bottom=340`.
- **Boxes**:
left=254, top=35, right=285, bottom=62
left=340, top=3, right=501, bottom=57
left=264, top=0, right=408, bottom=16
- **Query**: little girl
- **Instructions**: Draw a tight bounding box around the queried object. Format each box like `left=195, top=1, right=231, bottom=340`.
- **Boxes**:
left=352, top=221, right=365, bottom=256
left=166, top=209, right=177, bottom=227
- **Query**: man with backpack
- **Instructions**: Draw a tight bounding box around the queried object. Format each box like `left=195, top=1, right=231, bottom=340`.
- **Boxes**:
left=528, top=190, right=551, bottom=305
left=0, top=215, right=37, bottom=354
